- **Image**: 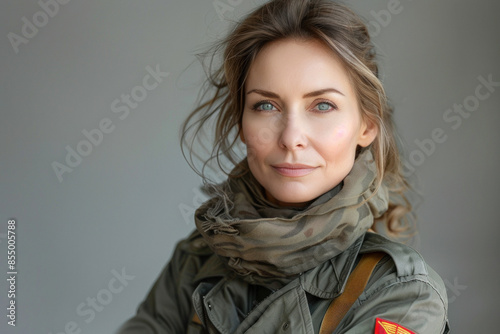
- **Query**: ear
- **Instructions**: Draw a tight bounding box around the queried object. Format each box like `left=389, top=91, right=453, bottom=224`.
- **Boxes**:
left=357, top=117, right=378, bottom=147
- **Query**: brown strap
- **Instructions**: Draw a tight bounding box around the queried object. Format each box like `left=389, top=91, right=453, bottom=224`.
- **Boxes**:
left=319, top=252, right=385, bottom=334
left=191, top=312, right=203, bottom=325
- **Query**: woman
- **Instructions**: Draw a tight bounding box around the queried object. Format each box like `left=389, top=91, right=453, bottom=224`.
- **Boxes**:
left=117, top=0, right=449, bottom=333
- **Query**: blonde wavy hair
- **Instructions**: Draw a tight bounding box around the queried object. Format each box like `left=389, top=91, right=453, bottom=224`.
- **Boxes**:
left=181, top=0, right=416, bottom=239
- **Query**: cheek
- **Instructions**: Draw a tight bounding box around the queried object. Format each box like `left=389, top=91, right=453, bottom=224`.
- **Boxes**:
left=243, top=127, right=271, bottom=154
left=318, top=123, right=353, bottom=144
left=242, top=121, right=270, bottom=162
left=316, top=124, right=358, bottom=159
left=334, top=125, right=347, bottom=139
left=242, top=113, right=281, bottom=152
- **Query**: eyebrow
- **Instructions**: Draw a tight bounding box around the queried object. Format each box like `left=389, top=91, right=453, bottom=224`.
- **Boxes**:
left=246, top=88, right=345, bottom=98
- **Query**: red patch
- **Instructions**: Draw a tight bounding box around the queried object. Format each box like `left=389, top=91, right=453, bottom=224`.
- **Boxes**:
left=374, top=318, right=416, bottom=334
left=304, top=227, right=313, bottom=237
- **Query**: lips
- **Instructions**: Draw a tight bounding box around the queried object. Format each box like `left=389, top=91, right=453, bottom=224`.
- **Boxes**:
left=271, top=163, right=317, bottom=177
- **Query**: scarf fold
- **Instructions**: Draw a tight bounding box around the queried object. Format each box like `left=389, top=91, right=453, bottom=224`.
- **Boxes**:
left=195, top=150, right=389, bottom=288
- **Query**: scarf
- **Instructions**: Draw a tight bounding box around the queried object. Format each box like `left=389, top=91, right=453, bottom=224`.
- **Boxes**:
left=194, top=150, right=389, bottom=288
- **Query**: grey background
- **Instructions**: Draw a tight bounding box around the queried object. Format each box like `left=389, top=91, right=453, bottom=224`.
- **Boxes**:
left=1, top=0, right=498, bottom=333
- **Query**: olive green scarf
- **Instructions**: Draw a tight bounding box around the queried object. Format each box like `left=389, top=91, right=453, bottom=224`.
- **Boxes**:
left=195, top=150, right=389, bottom=288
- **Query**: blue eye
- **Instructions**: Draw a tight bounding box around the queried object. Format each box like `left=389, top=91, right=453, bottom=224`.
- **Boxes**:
left=313, top=101, right=337, bottom=113
left=260, top=103, right=274, bottom=110
left=253, top=101, right=277, bottom=112
left=317, top=102, right=330, bottom=111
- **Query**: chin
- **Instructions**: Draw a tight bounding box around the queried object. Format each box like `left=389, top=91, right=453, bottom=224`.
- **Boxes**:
left=267, top=180, right=342, bottom=207
left=266, top=187, right=318, bottom=207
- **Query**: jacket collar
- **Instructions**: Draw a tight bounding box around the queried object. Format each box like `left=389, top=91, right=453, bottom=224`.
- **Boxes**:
left=191, top=232, right=366, bottom=299
left=299, top=234, right=365, bottom=299
left=181, top=230, right=230, bottom=283
left=193, top=253, right=229, bottom=283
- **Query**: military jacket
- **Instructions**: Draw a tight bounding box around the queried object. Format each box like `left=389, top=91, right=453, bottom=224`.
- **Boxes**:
left=117, top=231, right=449, bottom=333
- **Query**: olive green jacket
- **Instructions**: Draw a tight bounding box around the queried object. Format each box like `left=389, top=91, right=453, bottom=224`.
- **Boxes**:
left=117, top=231, right=449, bottom=333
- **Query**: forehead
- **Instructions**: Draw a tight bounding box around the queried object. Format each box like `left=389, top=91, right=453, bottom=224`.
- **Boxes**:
left=245, top=38, right=354, bottom=95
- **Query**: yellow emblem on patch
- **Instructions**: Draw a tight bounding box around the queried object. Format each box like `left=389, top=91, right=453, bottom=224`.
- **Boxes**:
left=374, top=318, right=416, bottom=334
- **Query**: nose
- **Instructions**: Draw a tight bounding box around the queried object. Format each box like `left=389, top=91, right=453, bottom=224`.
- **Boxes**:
left=278, top=113, right=308, bottom=151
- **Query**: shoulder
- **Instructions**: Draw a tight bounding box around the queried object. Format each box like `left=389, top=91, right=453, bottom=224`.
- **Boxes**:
left=362, top=232, right=430, bottom=276
left=340, top=232, right=450, bottom=333
left=360, top=232, right=447, bottom=301
left=360, top=233, right=446, bottom=288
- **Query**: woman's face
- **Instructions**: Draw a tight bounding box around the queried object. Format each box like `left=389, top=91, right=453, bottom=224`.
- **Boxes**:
left=241, top=38, right=377, bottom=207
